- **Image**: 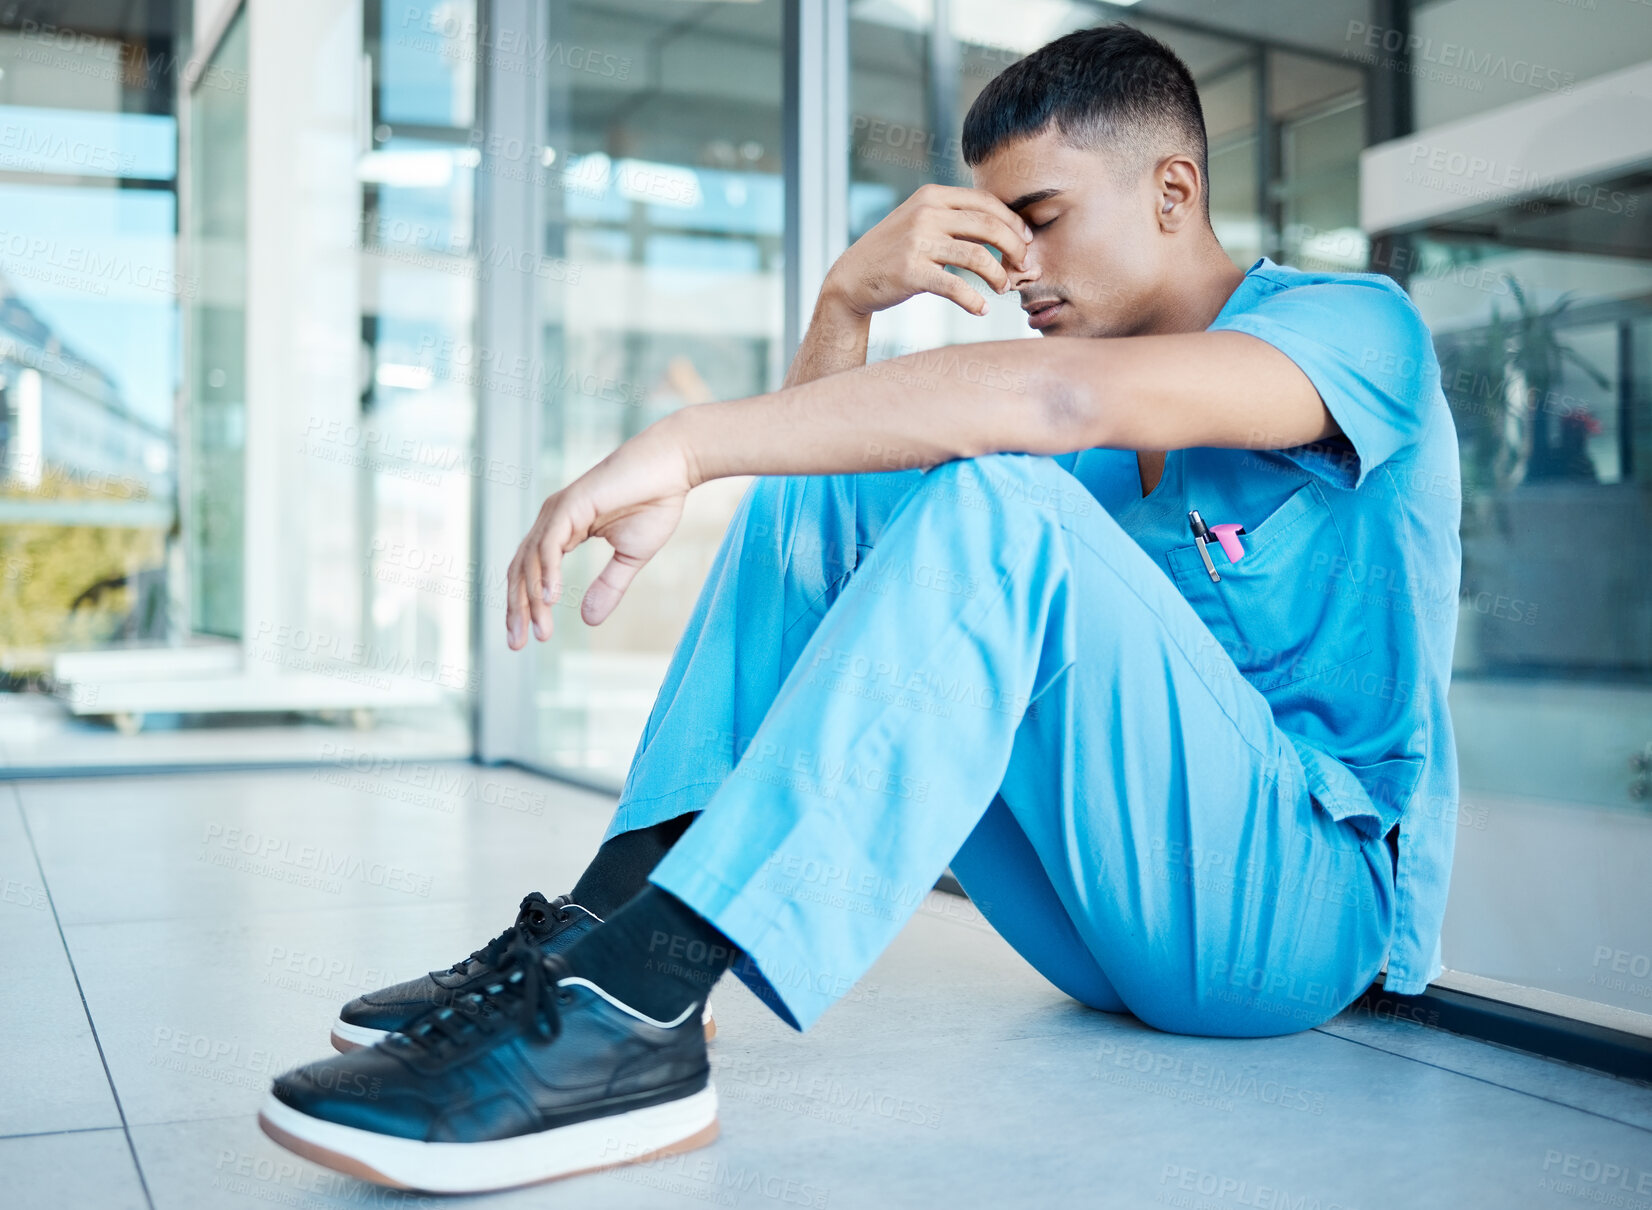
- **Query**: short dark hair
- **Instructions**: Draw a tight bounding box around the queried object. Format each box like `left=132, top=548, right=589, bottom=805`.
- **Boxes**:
left=961, top=24, right=1209, bottom=215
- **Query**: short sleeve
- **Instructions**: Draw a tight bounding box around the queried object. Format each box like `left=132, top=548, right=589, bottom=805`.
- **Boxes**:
left=1212, top=277, right=1436, bottom=492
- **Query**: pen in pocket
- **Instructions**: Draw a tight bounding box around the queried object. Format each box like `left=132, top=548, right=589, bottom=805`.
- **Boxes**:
left=1188, top=511, right=1246, bottom=582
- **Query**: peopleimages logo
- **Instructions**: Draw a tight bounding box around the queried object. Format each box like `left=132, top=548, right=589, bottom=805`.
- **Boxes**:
left=0, top=231, right=196, bottom=298
left=400, top=7, right=632, bottom=80
left=0, top=122, right=130, bottom=174
left=17, top=19, right=247, bottom=94
left=1345, top=20, right=1575, bottom=94
left=198, top=823, right=434, bottom=897
left=1405, top=145, right=1639, bottom=217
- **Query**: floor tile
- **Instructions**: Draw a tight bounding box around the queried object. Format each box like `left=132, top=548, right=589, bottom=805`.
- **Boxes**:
left=15, top=768, right=1652, bottom=1209
left=17, top=767, right=614, bottom=927
left=126, top=997, right=1652, bottom=1210
left=1319, top=1005, right=1652, bottom=1133
left=691, top=1020, right=1652, bottom=1210
left=0, top=791, right=123, bottom=1138
left=666, top=916, right=1652, bottom=1209
left=67, top=898, right=581, bottom=1127
left=132, top=1112, right=761, bottom=1210
left=0, top=1128, right=148, bottom=1210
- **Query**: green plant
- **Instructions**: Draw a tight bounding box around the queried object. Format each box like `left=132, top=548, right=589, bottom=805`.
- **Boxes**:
left=1440, top=278, right=1611, bottom=506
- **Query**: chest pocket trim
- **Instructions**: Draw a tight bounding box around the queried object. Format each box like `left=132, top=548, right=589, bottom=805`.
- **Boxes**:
left=1164, top=478, right=1373, bottom=692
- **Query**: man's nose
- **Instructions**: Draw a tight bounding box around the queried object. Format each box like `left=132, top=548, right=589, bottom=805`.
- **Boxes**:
left=1004, top=248, right=1042, bottom=292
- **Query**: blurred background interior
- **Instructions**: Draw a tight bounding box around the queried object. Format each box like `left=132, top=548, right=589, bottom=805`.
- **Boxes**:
left=0, top=0, right=1649, bottom=1032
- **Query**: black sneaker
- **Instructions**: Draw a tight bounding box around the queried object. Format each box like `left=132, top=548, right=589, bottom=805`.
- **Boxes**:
left=330, top=892, right=600, bottom=1052
left=260, top=936, right=718, bottom=1193
left=331, top=891, right=716, bottom=1052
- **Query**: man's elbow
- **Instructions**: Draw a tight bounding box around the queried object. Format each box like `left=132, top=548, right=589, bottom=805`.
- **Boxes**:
left=1029, top=349, right=1114, bottom=453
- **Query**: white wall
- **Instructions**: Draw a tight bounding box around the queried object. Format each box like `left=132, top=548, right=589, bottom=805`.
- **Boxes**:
left=1413, top=0, right=1652, bottom=129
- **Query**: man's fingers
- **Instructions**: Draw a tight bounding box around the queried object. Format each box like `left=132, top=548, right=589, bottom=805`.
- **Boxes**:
left=505, top=549, right=530, bottom=650
left=936, top=237, right=1010, bottom=293
left=581, top=551, right=644, bottom=626
left=535, top=524, right=572, bottom=611
left=933, top=207, right=1031, bottom=270
left=521, top=545, right=551, bottom=641
left=946, top=186, right=1036, bottom=231
left=919, top=266, right=988, bottom=316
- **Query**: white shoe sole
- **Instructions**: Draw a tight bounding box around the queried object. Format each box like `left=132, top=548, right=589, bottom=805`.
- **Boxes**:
left=331, top=1005, right=716, bottom=1053
left=258, top=1085, right=718, bottom=1193
left=328, top=1018, right=389, bottom=1052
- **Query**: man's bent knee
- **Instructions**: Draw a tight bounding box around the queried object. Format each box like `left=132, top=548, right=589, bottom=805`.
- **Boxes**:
left=922, top=453, right=1099, bottom=525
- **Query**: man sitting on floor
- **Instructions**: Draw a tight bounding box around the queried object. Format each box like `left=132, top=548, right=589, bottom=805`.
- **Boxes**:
left=259, top=23, right=1461, bottom=1194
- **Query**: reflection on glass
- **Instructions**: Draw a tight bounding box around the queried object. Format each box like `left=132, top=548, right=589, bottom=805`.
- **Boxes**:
left=374, top=0, right=479, bottom=129
left=1272, top=52, right=1364, bottom=272
left=356, top=4, right=481, bottom=735
left=0, top=2, right=479, bottom=762
left=1193, top=59, right=1257, bottom=269
left=1412, top=233, right=1652, bottom=800
left=1407, top=188, right=1652, bottom=1013
left=187, top=12, right=249, bottom=638
left=852, top=0, right=932, bottom=229
left=0, top=19, right=182, bottom=683
left=533, top=0, right=784, bottom=776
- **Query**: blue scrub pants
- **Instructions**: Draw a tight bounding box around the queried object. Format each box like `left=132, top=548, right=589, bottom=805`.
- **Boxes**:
left=609, top=452, right=1395, bottom=1037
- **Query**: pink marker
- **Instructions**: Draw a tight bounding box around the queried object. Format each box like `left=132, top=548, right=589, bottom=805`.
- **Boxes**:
left=1208, top=523, right=1247, bottom=564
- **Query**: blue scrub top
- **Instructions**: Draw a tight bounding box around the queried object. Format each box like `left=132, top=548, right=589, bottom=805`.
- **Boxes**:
left=1058, top=257, right=1463, bottom=995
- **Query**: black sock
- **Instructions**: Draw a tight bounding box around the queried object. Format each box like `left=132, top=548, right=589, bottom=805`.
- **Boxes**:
left=570, top=813, right=697, bottom=917
left=561, top=884, right=735, bottom=1023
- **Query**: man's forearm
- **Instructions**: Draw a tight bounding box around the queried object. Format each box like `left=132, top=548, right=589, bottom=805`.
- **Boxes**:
left=666, top=338, right=1087, bottom=487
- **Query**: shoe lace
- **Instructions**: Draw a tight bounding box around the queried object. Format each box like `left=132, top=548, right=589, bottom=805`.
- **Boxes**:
left=396, top=932, right=573, bottom=1059
left=447, top=892, right=573, bottom=974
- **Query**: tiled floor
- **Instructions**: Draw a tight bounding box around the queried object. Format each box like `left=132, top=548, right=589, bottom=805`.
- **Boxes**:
left=5, top=766, right=1651, bottom=1209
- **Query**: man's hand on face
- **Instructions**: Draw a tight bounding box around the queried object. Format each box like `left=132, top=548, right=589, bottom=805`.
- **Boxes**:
left=823, top=183, right=1035, bottom=319
left=505, top=188, right=1036, bottom=650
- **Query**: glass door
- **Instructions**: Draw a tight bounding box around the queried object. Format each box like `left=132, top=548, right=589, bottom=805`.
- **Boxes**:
left=186, top=8, right=249, bottom=639
left=1416, top=225, right=1652, bottom=1021
left=1362, top=0, right=1652, bottom=1027
left=527, top=0, right=786, bottom=780
left=0, top=5, right=186, bottom=761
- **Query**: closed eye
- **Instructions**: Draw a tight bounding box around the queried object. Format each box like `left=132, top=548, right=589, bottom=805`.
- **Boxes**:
left=1027, top=214, right=1058, bottom=232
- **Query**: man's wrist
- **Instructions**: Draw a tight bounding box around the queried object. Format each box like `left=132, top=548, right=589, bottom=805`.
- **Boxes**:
left=657, top=405, right=716, bottom=489
left=815, top=275, right=871, bottom=330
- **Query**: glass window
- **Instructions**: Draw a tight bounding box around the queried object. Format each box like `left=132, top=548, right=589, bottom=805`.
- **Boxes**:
left=1373, top=21, right=1652, bottom=1015
left=1272, top=52, right=1366, bottom=272
left=531, top=0, right=784, bottom=778
left=0, top=2, right=477, bottom=766
left=850, top=0, right=932, bottom=239
left=374, top=0, right=479, bottom=128
left=1416, top=232, right=1652, bottom=792
left=1201, top=59, right=1260, bottom=269
left=0, top=14, right=184, bottom=745
left=187, top=12, right=248, bottom=639
left=355, top=2, right=482, bottom=750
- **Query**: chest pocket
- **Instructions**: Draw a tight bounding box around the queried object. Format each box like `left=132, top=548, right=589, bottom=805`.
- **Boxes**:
left=1165, top=478, right=1372, bottom=692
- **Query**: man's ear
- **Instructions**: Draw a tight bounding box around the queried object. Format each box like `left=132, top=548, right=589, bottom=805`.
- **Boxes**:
left=1155, top=154, right=1203, bottom=233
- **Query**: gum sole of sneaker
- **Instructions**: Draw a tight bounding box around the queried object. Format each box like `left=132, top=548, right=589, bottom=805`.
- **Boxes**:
left=331, top=1007, right=717, bottom=1054
left=258, top=1086, right=719, bottom=1193
left=329, top=1018, right=389, bottom=1053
